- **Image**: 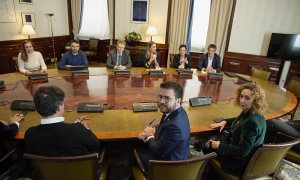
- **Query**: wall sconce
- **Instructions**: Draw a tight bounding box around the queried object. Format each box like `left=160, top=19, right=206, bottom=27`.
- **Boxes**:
left=145, top=26, right=158, bottom=41
left=21, top=25, right=36, bottom=39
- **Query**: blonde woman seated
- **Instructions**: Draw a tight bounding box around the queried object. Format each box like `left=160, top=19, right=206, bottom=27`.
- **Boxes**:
left=143, top=41, right=161, bottom=69
left=17, top=40, right=47, bottom=75
left=209, top=83, right=268, bottom=176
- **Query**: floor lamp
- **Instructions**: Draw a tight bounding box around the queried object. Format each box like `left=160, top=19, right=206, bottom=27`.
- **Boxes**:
left=47, top=13, right=57, bottom=65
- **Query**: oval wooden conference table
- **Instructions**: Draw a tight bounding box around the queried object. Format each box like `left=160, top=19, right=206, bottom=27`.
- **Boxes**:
left=0, top=68, right=297, bottom=140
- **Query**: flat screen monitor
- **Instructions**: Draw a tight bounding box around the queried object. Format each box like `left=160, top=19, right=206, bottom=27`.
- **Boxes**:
left=267, top=33, right=300, bottom=61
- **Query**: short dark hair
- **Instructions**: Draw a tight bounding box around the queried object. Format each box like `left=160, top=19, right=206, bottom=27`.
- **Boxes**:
left=179, top=44, right=187, bottom=51
left=208, top=44, right=217, bottom=50
left=70, top=40, right=80, bottom=45
left=160, top=81, right=183, bottom=99
left=34, top=86, right=65, bottom=117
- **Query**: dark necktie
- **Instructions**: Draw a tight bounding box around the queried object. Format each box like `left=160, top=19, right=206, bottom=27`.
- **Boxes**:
left=117, top=54, right=121, bottom=66
left=156, top=114, right=167, bottom=138
left=159, top=114, right=167, bottom=125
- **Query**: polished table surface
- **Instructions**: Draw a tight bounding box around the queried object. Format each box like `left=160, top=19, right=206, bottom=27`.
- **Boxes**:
left=0, top=68, right=297, bottom=140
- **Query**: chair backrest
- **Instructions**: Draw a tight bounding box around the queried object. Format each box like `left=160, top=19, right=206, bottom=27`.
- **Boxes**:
left=24, top=153, right=99, bottom=180
left=251, top=67, right=271, bottom=81
left=148, top=152, right=217, bottom=180
left=89, top=38, right=99, bottom=51
left=169, top=53, right=175, bottom=68
left=286, top=76, right=300, bottom=98
left=242, top=138, right=300, bottom=179
left=12, top=56, right=18, bottom=72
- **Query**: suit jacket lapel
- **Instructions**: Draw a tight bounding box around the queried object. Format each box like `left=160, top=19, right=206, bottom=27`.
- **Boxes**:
left=156, top=107, right=183, bottom=139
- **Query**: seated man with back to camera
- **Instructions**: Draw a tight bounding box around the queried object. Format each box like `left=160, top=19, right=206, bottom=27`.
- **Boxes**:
left=25, top=86, right=100, bottom=156
left=107, top=40, right=132, bottom=70
left=197, top=44, right=221, bottom=73
left=58, top=40, right=89, bottom=70
left=137, top=81, right=190, bottom=170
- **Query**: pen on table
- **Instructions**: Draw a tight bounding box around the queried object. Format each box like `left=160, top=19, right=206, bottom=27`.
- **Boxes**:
left=149, top=118, right=156, bottom=126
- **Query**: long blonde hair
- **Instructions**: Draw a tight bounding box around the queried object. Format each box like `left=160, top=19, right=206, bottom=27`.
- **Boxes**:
left=145, top=41, right=156, bottom=59
left=234, top=83, right=268, bottom=115
left=20, top=40, right=34, bottom=62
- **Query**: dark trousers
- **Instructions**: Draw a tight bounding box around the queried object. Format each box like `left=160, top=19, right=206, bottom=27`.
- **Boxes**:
left=265, top=119, right=300, bottom=151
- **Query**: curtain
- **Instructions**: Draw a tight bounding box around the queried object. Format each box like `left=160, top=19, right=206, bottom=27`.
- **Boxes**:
left=205, top=0, right=234, bottom=64
left=167, top=0, right=191, bottom=67
left=186, top=0, right=194, bottom=54
left=108, top=0, right=114, bottom=45
left=71, top=0, right=82, bottom=40
left=78, top=0, right=110, bottom=40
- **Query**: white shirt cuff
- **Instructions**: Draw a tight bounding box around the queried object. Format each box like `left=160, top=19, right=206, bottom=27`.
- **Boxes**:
left=144, top=135, right=155, bottom=142
left=14, top=122, right=20, bottom=127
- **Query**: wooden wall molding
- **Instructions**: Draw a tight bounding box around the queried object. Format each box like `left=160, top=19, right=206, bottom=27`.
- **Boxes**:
left=222, top=51, right=282, bottom=83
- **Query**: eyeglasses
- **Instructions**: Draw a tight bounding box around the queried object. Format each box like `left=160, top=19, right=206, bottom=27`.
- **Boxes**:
left=157, top=95, right=176, bottom=103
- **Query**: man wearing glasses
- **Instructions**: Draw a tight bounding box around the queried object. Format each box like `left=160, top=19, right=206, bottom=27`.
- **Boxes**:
left=137, top=81, right=190, bottom=170
left=107, top=40, right=132, bottom=70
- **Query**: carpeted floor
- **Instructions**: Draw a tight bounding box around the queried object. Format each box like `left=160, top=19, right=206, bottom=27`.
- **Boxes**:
left=295, top=106, right=300, bottom=120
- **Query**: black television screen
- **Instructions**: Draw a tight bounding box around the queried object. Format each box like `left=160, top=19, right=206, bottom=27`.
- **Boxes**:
left=267, top=33, right=300, bottom=61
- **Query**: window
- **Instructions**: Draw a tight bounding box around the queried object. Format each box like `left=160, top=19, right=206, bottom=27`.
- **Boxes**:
left=78, top=0, right=110, bottom=40
left=190, top=0, right=211, bottom=52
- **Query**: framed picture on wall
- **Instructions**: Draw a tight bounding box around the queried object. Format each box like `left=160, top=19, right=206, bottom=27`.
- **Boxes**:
left=131, top=0, right=149, bottom=23
left=19, top=0, right=33, bottom=4
left=21, top=13, right=36, bottom=28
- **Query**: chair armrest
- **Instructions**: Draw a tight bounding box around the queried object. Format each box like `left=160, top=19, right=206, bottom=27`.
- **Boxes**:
left=98, top=148, right=106, bottom=164
left=133, top=149, right=147, bottom=176
left=275, top=132, right=298, bottom=141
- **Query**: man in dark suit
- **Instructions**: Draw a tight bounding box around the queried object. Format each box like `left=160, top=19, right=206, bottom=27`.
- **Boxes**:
left=25, top=86, right=100, bottom=156
left=107, top=40, right=132, bottom=70
left=197, top=44, right=221, bottom=73
left=137, top=81, right=190, bottom=170
left=0, top=114, right=24, bottom=175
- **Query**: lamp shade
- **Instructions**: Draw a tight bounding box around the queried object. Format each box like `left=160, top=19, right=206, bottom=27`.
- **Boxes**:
left=21, top=25, right=36, bottom=37
left=145, top=26, right=158, bottom=36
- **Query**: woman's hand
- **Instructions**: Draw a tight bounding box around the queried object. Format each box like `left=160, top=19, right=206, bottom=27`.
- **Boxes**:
left=41, top=69, right=47, bottom=73
left=152, top=53, right=157, bottom=60
left=209, top=120, right=226, bottom=132
left=25, top=71, right=32, bottom=75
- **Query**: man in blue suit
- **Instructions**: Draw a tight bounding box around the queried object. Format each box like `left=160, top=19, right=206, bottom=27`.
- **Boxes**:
left=197, top=44, right=221, bottom=73
left=137, top=81, right=190, bottom=170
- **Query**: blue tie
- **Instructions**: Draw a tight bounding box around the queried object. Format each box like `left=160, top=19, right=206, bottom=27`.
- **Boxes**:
left=117, top=54, right=121, bottom=66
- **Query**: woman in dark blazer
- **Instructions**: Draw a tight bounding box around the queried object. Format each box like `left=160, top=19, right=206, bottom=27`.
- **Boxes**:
left=172, top=44, right=192, bottom=69
left=209, top=83, right=268, bottom=176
